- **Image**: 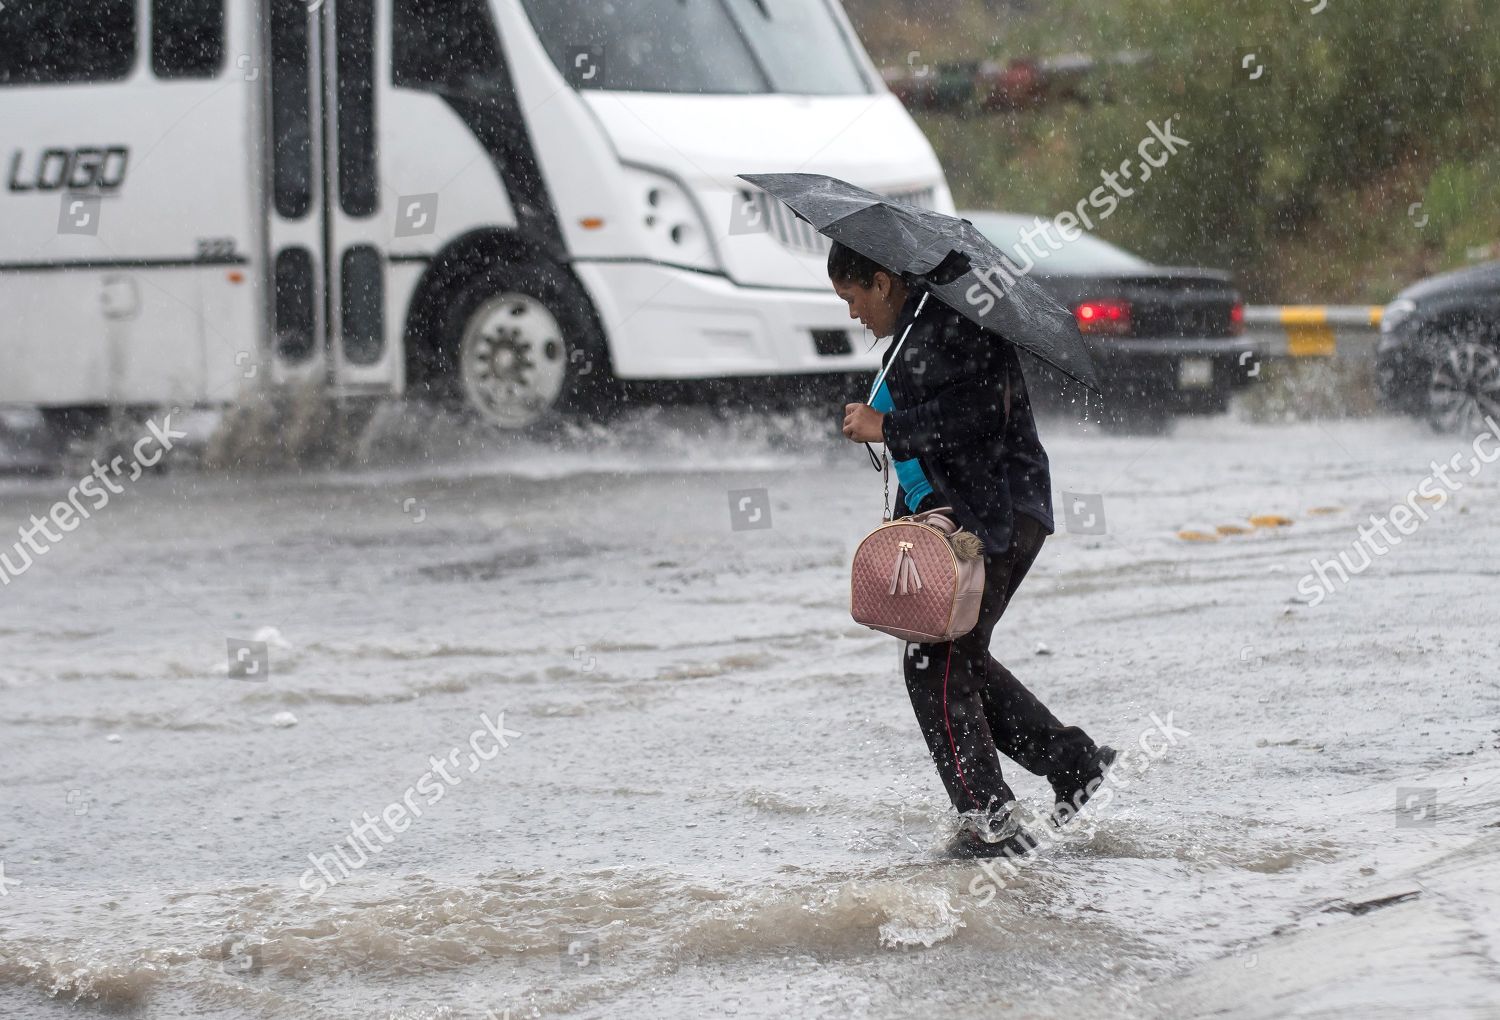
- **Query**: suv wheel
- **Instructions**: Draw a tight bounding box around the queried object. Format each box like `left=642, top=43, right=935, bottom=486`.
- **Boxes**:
left=1426, top=339, right=1500, bottom=434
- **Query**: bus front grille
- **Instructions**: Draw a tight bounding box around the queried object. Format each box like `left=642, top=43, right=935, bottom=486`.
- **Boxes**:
left=749, top=186, right=937, bottom=258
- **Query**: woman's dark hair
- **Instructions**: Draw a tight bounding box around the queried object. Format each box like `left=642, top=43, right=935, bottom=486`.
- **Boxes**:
left=827, top=241, right=892, bottom=287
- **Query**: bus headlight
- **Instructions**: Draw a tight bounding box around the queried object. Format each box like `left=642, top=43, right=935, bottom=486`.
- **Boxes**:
left=622, top=165, right=721, bottom=273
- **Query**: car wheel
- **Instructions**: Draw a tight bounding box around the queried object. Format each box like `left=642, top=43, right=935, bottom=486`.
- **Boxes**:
left=1424, top=338, right=1500, bottom=434
left=427, top=261, right=618, bottom=433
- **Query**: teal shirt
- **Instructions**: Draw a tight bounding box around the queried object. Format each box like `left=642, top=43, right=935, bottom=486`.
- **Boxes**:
left=871, top=379, right=934, bottom=514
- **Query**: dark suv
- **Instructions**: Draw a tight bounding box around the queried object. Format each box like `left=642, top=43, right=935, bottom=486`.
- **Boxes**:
left=1376, top=261, right=1500, bottom=432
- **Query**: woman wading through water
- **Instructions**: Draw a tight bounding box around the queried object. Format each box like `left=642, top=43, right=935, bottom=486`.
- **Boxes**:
left=830, top=241, right=1116, bottom=859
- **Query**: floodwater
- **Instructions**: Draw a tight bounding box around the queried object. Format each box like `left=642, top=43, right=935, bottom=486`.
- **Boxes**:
left=2, top=407, right=1497, bottom=1018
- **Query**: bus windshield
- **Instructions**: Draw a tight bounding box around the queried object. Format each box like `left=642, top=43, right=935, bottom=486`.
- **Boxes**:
left=518, top=0, right=872, bottom=96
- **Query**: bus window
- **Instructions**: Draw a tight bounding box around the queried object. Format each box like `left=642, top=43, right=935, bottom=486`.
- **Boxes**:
left=337, top=0, right=378, bottom=218
left=340, top=246, right=385, bottom=365
left=518, top=0, right=761, bottom=95
left=517, top=0, right=871, bottom=95
left=0, top=0, right=135, bottom=85
left=270, top=0, right=312, bottom=219
left=392, top=0, right=503, bottom=91
left=274, top=247, right=316, bottom=362
left=152, top=0, right=226, bottom=79
left=722, top=0, right=871, bottom=96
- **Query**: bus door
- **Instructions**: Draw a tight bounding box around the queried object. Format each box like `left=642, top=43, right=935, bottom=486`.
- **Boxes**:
left=264, top=0, right=396, bottom=396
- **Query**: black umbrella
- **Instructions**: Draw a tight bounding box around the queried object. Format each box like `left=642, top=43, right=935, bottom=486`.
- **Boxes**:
left=738, top=172, right=1101, bottom=393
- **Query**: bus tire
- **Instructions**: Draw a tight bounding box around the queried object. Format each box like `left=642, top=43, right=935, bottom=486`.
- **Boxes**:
left=427, top=260, right=619, bottom=433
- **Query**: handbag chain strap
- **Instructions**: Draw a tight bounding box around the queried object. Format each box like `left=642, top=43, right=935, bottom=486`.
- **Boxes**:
left=882, top=450, right=891, bottom=521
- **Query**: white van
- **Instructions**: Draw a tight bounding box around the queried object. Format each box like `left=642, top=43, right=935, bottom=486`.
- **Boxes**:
left=0, top=0, right=951, bottom=431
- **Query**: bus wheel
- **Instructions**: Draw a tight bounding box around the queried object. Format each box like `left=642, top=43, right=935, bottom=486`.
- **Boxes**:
left=435, top=262, right=617, bottom=433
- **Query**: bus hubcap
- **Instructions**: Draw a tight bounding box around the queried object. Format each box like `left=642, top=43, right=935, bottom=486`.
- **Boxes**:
left=460, top=293, right=568, bottom=429
left=1428, top=341, right=1500, bottom=434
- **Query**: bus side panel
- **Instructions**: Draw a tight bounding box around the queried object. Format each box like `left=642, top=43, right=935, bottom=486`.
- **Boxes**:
left=487, top=2, right=639, bottom=265
left=366, top=82, right=521, bottom=395
left=0, top=269, right=257, bottom=406
left=381, top=89, right=520, bottom=258
left=0, top=5, right=262, bottom=407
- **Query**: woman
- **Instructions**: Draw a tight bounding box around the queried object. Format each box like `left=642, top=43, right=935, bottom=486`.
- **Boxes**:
left=829, top=241, right=1115, bottom=859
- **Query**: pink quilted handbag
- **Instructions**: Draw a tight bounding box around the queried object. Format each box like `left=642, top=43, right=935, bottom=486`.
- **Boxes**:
left=851, top=507, right=986, bottom=643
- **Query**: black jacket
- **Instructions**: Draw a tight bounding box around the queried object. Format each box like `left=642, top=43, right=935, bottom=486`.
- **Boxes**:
left=880, top=288, right=1054, bottom=553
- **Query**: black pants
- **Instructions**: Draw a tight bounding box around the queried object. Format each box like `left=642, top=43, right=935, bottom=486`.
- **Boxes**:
left=902, top=512, right=1095, bottom=817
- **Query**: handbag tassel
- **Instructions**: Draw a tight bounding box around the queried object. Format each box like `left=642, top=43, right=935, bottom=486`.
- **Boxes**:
left=888, top=545, right=923, bottom=596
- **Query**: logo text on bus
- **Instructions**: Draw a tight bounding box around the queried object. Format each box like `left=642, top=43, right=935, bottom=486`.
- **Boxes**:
left=8, top=147, right=130, bottom=193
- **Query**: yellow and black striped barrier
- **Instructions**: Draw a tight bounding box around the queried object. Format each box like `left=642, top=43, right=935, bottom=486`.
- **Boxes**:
left=1244, top=305, right=1384, bottom=359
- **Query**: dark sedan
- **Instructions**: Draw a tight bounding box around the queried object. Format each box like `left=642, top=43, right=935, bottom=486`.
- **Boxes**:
left=1376, top=260, right=1500, bottom=433
left=961, top=211, right=1251, bottom=430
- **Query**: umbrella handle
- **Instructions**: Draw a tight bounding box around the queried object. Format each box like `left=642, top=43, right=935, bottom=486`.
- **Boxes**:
left=865, top=291, right=929, bottom=406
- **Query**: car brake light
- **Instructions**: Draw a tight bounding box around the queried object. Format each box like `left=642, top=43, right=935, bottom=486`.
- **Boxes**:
left=1230, top=302, right=1245, bottom=336
left=1075, top=299, right=1131, bottom=336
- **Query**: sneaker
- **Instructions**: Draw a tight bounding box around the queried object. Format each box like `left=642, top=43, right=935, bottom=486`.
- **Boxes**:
left=1048, top=745, right=1118, bottom=827
left=944, top=811, right=1040, bottom=860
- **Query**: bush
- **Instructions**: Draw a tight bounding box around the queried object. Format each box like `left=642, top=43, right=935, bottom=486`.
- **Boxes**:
left=870, top=0, right=1500, bottom=297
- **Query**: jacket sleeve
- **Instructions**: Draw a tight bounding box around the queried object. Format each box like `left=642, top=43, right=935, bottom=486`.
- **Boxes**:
left=881, top=325, right=1009, bottom=460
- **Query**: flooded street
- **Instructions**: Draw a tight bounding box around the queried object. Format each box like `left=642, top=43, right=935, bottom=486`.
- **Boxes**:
left=2, top=409, right=1498, bottom=1018
left=2, top=0, right=1495, bottom=1012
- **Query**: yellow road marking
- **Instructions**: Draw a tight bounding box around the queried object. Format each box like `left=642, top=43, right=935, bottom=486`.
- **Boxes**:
left=1249, top=514, right=1295, bottom=528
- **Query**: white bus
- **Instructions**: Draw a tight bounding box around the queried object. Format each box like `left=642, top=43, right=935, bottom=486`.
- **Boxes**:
left=0, top=0, right=951, bottom=433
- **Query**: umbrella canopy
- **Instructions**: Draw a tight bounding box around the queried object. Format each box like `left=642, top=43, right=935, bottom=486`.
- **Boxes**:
left=738, top=172, right=1101, bottom=393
